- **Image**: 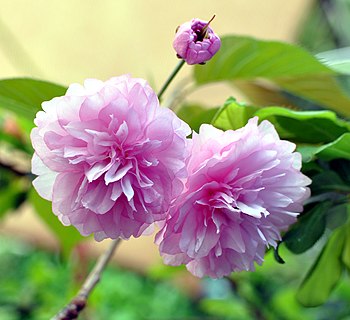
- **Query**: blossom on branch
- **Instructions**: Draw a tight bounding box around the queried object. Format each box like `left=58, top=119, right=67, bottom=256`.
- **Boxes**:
left=31, top=75, right=191, bottom=241
left=156, top=118, right=311, bottom=278
left=173, top=16, right=221, bottom=65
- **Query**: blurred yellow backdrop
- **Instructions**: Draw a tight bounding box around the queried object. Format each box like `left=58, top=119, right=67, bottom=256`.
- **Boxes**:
left=0, top=0, right=313, bottom=271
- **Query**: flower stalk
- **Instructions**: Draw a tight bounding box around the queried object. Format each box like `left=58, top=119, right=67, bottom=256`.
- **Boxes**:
left=157, top=59, right=185, bottom=101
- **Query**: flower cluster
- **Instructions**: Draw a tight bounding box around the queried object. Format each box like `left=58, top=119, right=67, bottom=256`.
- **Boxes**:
left=31, top=18, right=311, bottom=278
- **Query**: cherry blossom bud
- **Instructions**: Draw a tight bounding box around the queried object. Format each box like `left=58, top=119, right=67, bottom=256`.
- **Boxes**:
left=173, top=16, right=221, bottom=65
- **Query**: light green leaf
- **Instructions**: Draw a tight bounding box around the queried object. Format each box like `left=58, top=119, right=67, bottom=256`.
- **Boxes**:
left=176, top=104, right=219, bottom=132
left=297, top=225, right=346, bottom=307
left=195, top=36, right=333, bottom=82
left=29, top=188, right=84, bottom=257
left=315, top=133, right=350, bottom=161
left=342, top=219, right=350, bottom=270
left=0, top=78, right=66, bottom=119
left=316, top=47, right=350, bottom=75
left=194, top=36, right=350, bottom=116
left=254, top=107, right=350, bottom=143
left=200, top=299, right=251, bottom=320
left=297, top=145, right=321, bottom=162
left=212, top=101, right=350, bottom=144
left=211, top=98, right=258, bottom=130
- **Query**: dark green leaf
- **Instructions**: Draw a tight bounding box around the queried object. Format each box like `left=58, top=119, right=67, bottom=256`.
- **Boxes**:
left=0, top=179, right=27, bottom=219
left=297, top=225, right=346, bottom=306
left=273, top=244, right=285, bottom=264
left=194, top=36, right=350, bottom=116
left=326, top=204, right=350, bottom=230
left=311, top=171, right=350, bottom=194
left=283, top=201, right=332, bottom=254
left=29, top=188, right=83, bottom=257
left=176, top=104, right=219, bottom=132
left=330, top=159, right=350, bottom=184
left=0, top=78, right=66, bottom=119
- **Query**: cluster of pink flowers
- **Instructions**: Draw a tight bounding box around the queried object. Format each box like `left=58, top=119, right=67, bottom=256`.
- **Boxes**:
left=31, top=18, right=311, bottom=278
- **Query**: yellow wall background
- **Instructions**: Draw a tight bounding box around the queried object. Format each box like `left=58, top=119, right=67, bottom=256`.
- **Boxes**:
left=0, top=0, right=313, bottom=272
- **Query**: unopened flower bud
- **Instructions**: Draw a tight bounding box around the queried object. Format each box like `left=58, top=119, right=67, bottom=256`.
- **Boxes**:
left=173, top=16, right=221, bottom=65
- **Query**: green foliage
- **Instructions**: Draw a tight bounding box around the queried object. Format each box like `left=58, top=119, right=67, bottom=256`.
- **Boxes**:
left=176, top=104, right=219, bottom=132
left=317, top=47, right=350, bottom=75
left=0, top=78, right=66, bottom=120
left=0, top=167, right=28, bottom=219
left=213, top=99, right=350, bottom=143
left=314, top=133, right=350, bottom=161
left=200, top=298, right=252, bottom=320
left=194, top=36, right=350, bottom=116
left=0, top=237, right=204, bottom=320
left=194, top=36, right=333, bottom=81
left=211, top=97, right=258, bottom=130
left=297, top=225, right=347, bottom=307
left=29, top=188, right=84, bottom=257
left=283, top=202, right=331, bottom=254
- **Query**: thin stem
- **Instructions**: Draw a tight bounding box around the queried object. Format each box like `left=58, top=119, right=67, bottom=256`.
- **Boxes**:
left=157, top=59, right=185, bottom=101
left=52, top=238, right=122, bottom=320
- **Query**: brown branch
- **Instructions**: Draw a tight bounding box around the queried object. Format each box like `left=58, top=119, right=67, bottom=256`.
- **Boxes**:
left=51, top=238, right=122, bottom=320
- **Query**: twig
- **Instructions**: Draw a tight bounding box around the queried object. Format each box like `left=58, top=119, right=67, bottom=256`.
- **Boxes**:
left=51, top=238, right=122, bottom=320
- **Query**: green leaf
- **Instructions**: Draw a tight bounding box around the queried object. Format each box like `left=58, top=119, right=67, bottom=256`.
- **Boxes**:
left=211, top=98, right=258, bottom=130
left=194, top=36, right=350, bottom=116
left=326, top=204, right=350, bottom=231
left=29, top=188, right=84, bottom=257
left=200, top=299, right=251, bottom=320
left=0, top=178, right=27, bottom=219
left=311, top=170, right=350, bottom=194
left=297, top=145, right=321, bottom=162
left=195, top=36, right=333, bottom=82
left=176, top=104, right=219, bottom=132
left=330, top=159, right=350, bottom=184
left=254, top=107, right=350, bottom=143
left=342, top=220, right=350, bottom=271
left=0, top=78, right=66, bottom=119
left=283, top=201, right=332, bottom=254
left=316, top=47, right=350, bottom=75
left=297, top=225, right=346, bottom=306
left=315, top=133, right=350, bottom=161
left=212, top=101, right=350, bottom=144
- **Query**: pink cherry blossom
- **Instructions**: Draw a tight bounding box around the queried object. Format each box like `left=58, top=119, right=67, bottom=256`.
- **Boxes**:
left=156, top=118, right=311, bottom=278
left=173, top=17, right=221, bottom=65
left=31, top=75, right=190, bottom=241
